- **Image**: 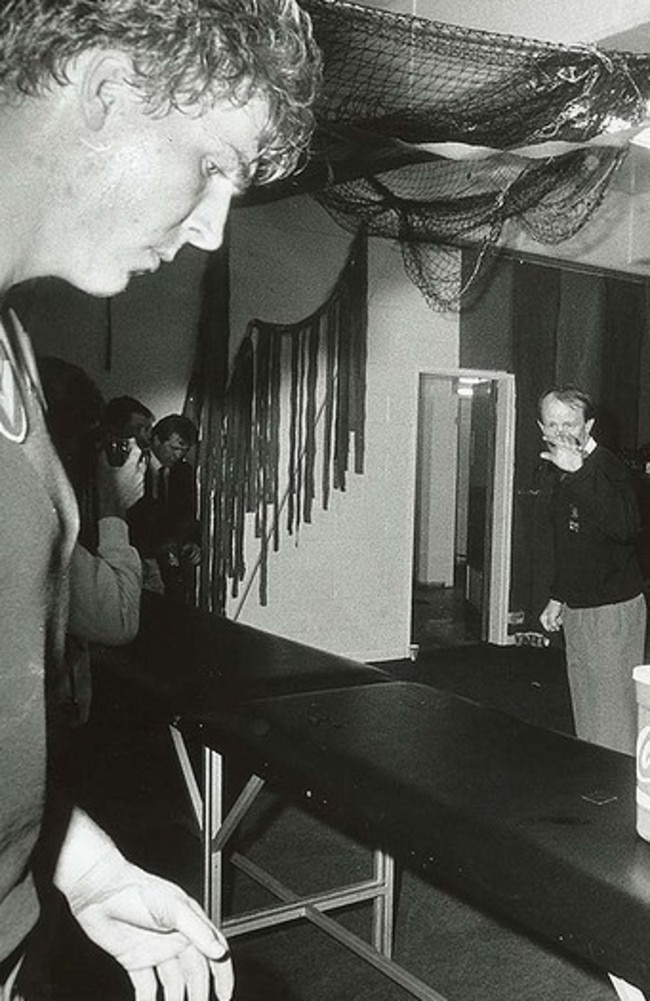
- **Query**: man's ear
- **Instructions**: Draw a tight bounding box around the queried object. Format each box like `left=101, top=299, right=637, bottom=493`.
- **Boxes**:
left=77, top=50, right=135, bottom=132
left=585, top=417, right=595, bottom=437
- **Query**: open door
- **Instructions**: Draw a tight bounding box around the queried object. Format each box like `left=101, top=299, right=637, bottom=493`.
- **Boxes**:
left=413, top=369, right=515, bottom=645
left=465, top=380, right=496, bottom=638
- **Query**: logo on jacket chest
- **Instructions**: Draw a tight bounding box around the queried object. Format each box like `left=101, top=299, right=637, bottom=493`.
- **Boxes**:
left=568, top=504, right=580, bottom=532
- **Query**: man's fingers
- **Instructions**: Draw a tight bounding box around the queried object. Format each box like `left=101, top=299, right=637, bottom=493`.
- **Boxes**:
left=156, top=945, right=233, bottom=1001
left=157, top=954, right=195, bottom=1001
left=210, top=955, right=235, bottom=1001
left=179, top=947, right=210, bottom=1001
left=170, top=900, right=234, bottom=1000
left=129, top=967, right=159, bottom=1001
left=165, top=892, right=230, bottom=962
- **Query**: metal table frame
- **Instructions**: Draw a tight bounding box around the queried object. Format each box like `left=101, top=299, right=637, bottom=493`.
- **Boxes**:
left=170, top=725, right=452, bottom=1001
left=169, top=709, right=649, bottom=1001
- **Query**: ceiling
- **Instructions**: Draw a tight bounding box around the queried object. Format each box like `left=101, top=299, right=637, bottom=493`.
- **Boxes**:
left=352, top=0, right=650, bottom=47
left=243, top=1, right=650, bottom=275
left=243, top=2, right=650, bottom=207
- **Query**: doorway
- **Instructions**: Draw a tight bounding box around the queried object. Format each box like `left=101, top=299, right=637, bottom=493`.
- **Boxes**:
left=412, top=369, right=515, bottom=649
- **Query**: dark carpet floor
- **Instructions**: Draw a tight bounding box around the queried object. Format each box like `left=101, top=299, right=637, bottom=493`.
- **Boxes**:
left=21, top=642, right=616, bottom=1001
left=382, top=642, right=575, bottom=735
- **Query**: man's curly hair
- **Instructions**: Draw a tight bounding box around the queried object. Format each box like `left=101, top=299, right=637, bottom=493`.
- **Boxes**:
left=0, top=0, right=322, bottom=183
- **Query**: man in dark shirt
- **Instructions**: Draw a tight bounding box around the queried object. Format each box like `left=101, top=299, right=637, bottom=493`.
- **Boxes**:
left=538, top=385, right=647, bottom=754
left=128, top=415, right=200, bottom=602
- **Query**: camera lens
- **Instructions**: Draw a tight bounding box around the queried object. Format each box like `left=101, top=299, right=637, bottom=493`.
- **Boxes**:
left=105, top=438, right=130, bottom=467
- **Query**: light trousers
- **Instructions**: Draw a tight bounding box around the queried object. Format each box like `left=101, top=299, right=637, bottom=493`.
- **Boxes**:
left=563, top=593, right=647, bottom=755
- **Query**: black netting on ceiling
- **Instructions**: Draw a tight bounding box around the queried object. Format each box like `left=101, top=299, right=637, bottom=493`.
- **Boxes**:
left=302, top=0, right=650, bottom=147
left=315, top=146, right=626, bottom=309
left=293, top=0, right=650, bottom=309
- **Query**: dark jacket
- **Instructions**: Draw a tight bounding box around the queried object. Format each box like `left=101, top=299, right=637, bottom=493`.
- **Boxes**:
left=542, top=444, right=643, bottom=608
left=127, top=460, right=198, bottom=559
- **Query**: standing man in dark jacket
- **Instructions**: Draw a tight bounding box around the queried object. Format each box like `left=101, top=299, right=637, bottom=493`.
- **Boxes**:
left=128, top=414, right=200, bottom=602
left=538, top=385, right=647, bottom=754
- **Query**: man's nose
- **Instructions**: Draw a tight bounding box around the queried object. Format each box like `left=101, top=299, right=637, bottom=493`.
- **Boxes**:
left=183, top=176, right=234, bottom=252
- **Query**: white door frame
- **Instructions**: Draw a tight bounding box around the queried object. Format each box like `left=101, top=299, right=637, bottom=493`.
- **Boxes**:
left=488, top=371, right=516, bottom=645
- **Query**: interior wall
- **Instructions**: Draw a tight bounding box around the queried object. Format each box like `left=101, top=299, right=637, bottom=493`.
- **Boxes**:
left=414, top=375, right=457, bottom=587
left=104, top=247, right=208, bottom=418
left=6, top=280, right=109, bottom=380
left=7, top=247, right=209, bottom=422
left=8, top=189, right=460, bottom=662
left=227, top=194, right=459, bottom=661
left=501, top=154, right=650, bottom=279
left=356, top=0, right=650, bottom=43
left=229, top=195, right=354, bottom=349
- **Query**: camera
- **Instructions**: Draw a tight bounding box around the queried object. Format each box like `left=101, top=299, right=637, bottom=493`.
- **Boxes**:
left=104, top=436, right=131, bottom=467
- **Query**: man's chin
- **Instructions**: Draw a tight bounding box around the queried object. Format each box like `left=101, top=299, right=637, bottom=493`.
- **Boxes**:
left=63, top=262, right=150, bottom=298
left=56, top=275, right=127, bottom=299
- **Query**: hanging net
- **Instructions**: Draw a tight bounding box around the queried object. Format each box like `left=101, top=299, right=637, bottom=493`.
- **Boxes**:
left=288, top=0, right=650, bottom=309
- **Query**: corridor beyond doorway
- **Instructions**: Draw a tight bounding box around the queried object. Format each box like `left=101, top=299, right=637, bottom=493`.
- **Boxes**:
left=411, top=560, right=481, bottom=650
left=412, top=369, right=515, bottom=648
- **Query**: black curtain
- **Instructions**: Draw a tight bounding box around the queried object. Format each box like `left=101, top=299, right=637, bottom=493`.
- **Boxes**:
left=461, top=251, right=647, bottom=634
left=183, top=240, right=231, bottom=613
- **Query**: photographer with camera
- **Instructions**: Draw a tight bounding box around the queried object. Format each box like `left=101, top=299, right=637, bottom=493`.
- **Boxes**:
left=38, top=357, right=146, bottom=727
left=104, top=396, right=155, bottom=465
left=64, top=445, right=145, bottom=722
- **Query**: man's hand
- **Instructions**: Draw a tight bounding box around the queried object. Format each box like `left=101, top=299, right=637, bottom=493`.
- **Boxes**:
left=540, top=598, right=564, bottom=633
left=55, top=810, right=234, bottom=1001
left=96, top=444, right=146, bottom=519
left=71, top=863, right=233, bottom=1001
left=539, top=432, right=584, bottom=473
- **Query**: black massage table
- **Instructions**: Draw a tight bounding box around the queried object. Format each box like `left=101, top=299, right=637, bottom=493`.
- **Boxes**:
left=102, top=594, right=649, bottom=1001
left=116, top=591, right=392, bottom=708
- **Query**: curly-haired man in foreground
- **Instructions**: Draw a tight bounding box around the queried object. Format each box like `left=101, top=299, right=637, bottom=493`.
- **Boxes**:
left=0, top=2, right=320, bottom=999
